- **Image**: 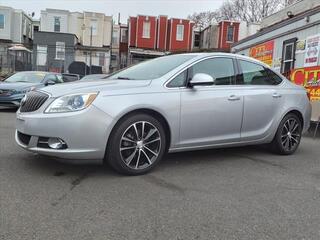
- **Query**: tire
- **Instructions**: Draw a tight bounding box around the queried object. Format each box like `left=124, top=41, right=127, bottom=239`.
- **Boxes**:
left=270, top=113, right=302, bottom=155
left=106, top=113, right=167, bottom=175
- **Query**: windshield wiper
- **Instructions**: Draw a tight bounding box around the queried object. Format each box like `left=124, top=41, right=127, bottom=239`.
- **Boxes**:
left=116, top=76, right=132, bottom=80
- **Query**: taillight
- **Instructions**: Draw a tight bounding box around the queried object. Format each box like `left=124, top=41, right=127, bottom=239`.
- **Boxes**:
left=306, top=91, right=311, bottom=101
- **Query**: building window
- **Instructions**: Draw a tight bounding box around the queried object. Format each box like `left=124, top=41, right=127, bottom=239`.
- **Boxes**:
left=54, top=17, right=60, bottom=32
left=112, top=29, right=119, bottom=44
left=142, top=21, right=150, bottom=38
left=55, top=42, right=65, bottom=60
left=194, top=33, right=200, bottom=47
left=176, top=25, right=184, bottom=41
left=33, top=25, right=39, bottom=32
left=90, top=20, right=97, bottom=36
left=281, top=38, right=297, bottom=75
left=0, top=15, right=4, bottom=29
left=99, top=53, right=105, bottom=66
left=226, top=26, right=234, bottom=42
left=36, top=45, right=47, bottom=66
left=121, top=29, right=128, bottom=43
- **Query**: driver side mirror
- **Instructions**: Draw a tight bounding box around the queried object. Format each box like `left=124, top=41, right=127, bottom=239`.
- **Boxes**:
left=189, top=73, right=215, bottom=87
left=45, top=80, right=55, bottom=86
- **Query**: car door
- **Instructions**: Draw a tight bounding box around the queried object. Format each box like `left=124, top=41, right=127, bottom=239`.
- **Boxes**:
left=236, top=59, right=285, bottom=141
left=178, top=57, right=244, bottom=148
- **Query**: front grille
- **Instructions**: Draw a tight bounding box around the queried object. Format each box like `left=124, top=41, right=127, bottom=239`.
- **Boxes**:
left=17, top=131, right=31, bottom=146
left=20, top=91, right=49, bottom=113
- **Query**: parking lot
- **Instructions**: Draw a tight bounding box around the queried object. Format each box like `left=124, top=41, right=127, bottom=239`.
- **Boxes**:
left=1, top=107, right=320, bottom=240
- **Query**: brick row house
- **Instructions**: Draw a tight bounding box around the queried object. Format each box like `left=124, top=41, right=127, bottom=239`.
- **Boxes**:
left=199, top=20, right=259, bottom=52
left=128, top=15, right=194, bottom=64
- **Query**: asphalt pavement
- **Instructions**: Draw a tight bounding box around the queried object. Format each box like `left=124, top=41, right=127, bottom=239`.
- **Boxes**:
left=1, top=107, right=320, bottom=240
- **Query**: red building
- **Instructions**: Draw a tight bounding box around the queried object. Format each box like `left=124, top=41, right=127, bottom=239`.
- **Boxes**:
left=128, top=15, right=194, bottom=64
left=217, top=21, right=240, bottom=51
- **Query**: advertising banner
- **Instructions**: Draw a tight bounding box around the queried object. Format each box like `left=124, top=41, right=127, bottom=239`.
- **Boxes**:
left=304, top=34, right=320, bottom=67
left=249, top=40, right=274, bottom=66
left=290, top=66, right=320, bottom=101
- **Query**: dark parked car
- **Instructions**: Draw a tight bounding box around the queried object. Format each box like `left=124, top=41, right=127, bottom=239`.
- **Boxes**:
left=0, top=71, right=63, bottom=108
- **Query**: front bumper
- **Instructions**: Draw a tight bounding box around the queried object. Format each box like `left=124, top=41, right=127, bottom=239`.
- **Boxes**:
left=15, top=105, right=114, bottom=161
left=0, top=95, right=24, bottom=107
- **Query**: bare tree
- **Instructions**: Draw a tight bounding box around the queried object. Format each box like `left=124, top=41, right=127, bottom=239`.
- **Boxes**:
left=188, top=0, right=286, bottom=27
left=188, top=11, right=220, bottom=29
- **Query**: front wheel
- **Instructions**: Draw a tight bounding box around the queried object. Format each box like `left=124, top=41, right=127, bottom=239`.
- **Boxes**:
left=270, top=113, right=302, bottom=155
left=106, top=114, right=167, bottom=175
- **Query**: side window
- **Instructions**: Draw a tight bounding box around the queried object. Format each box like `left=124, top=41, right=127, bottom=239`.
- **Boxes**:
left=45, top=74, right=58, bottom=83
left=55, top=74, right=64, bottom=83
left=167, top=70, right=187, bottom=88
left=190, top=58, right=235, bottom=85
left=239, top=60, right=275, bottom=85
left=266, top=69, right=283, bottom=85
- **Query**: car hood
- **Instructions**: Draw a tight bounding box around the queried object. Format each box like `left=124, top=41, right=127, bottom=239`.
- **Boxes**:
left=40, top=79, right=152, bottom=97
left=0, top=82, right=39, bottom=90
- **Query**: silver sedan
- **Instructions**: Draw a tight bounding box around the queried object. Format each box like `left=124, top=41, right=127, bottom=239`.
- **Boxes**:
left=15, top=53, right=311, bottom=175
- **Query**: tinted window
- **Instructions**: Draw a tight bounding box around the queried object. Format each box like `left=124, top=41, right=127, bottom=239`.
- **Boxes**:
left=239, top=60, right=277, bottom=85
left=266, top=69, right=283, bottom=85
left=167, top=70, right=187, bottom=88
left=190, top=58, right=235, bottom=85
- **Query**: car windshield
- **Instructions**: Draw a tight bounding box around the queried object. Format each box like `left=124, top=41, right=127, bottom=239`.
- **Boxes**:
left=108, top=54, right=197, bottom=80
left=4, top=72, right=46, bottom=83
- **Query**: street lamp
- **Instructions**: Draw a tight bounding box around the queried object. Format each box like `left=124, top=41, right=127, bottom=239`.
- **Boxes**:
left=81, top=23, right=93, bottom=74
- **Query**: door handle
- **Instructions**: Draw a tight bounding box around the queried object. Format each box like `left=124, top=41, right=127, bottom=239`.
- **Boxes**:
left=272, top=93, right=282, bottom=98
left=228, top=95, right=240, bottom=101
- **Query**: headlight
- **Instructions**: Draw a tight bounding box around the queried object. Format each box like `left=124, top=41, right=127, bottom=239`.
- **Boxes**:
left=14, top=87, right=36, bottom=95
left=45, top=92, right=98, bottom=113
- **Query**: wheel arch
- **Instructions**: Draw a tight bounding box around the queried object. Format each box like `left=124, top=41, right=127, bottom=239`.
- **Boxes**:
left=284, top=109, right=304, bottom=127
left=104, top=108, right=172, bottom=160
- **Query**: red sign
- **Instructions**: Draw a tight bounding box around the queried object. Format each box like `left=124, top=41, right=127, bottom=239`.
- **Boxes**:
left=290, top=66, right=320, bottom=101
left=249, top=40, right=274, bottom=66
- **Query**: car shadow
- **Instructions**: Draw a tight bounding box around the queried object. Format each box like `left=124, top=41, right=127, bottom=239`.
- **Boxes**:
left=22, top=144, right=269, bottom=178
left=0, top=107, right=18, bottom=112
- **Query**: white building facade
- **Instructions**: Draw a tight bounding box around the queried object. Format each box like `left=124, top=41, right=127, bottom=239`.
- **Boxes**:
left=40, top=9, right=112, bottom=73
left=0, top=6, right=34, bottom=74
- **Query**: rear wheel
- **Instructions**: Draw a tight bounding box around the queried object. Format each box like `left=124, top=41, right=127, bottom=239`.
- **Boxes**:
left=270, top=113, right=302, bottom=155
left=106, top=114, right=167, bottom=175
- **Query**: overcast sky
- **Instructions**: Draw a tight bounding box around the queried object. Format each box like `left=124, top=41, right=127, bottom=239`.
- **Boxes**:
left=0, top=0, right=224, bottom=23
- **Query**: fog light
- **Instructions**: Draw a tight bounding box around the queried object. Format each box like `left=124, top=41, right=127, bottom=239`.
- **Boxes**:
left=48, top=137, right=67, bottom=149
